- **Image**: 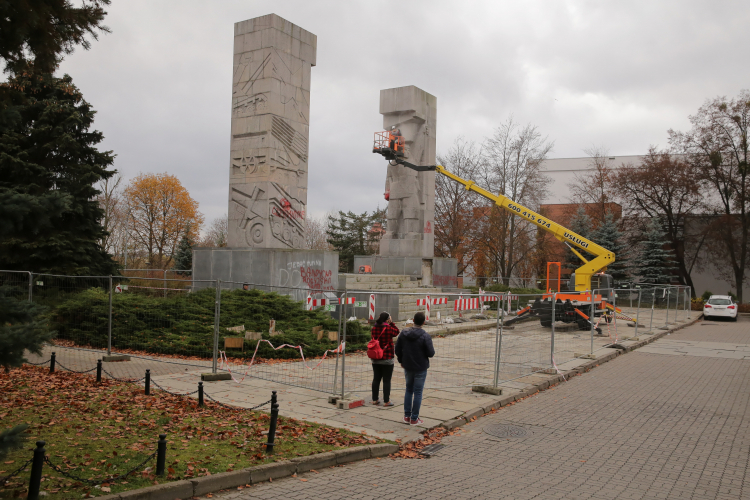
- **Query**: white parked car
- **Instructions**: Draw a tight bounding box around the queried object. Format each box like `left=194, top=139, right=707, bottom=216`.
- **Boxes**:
left=703, top=295, right=738, bottom=321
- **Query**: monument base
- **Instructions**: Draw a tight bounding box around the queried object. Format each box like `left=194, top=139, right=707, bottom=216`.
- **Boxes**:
left=193, top=248, right=339, bottom=299
left=352, top=256, right=458, bottom=288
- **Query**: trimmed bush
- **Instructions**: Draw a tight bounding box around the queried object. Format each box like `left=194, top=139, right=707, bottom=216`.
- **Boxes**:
left=50, top=288, right=369, bottom=359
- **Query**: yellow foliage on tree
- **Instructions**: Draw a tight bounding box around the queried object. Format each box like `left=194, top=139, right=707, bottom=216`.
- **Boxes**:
left=123, top=173, right=204, bottom=269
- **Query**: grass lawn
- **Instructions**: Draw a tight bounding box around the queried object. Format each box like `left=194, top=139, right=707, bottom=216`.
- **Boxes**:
left=0, top=366, right=385, bottom=499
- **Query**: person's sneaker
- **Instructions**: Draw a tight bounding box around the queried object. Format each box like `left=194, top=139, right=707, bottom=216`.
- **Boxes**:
left=403, top=415, right=411, bottom=424
left=410, top=418, right=424, bottom=426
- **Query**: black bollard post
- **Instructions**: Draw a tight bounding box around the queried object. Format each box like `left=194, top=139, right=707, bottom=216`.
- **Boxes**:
left=96, top=359, right=102, bottom=383
left=49, top=352, right=56, bottom=374
left=156, top=434, right=166, bottom=476
left=145, top=369, right=151, bottom=396
left=265, top=391, right=279, bottom=454
left=198, top=381, right=204, bottom=407
left=27, top=441, right=46, bottom=500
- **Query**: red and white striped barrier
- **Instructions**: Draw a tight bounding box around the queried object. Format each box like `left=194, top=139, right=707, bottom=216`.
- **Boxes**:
left=309, top=298, right=333, bottom=307
left=369, top=294, right=375, bottom=320
left=414, top=296, right=449, bottom=321
left=454, top=297, right=481, bottom=311
left=416, top=297, right=448, bottom=305
left=307, top=294, right=356, bottom=310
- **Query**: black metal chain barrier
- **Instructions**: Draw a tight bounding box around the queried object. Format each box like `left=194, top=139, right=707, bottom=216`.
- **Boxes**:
left=43, top=452, right=156, bottom=486
left=0, top=458, right=32, bottom=483
left=26, top=357, right=274, bottom=413
left=55, top=362, right=97, bottom=374
left=248, top=399, right=273, bottom=411
left=25, top=359, right=49, bottom=366
left=150, top=379, right=199, bottom=396
left=203, top=391, right=271, bottom=410
left=101, top=367, right=145, bottom=384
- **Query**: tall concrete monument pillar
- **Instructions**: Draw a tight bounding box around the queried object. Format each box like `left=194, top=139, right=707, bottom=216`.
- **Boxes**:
left=378, top=86, right=437, bottom=265
left=227, top=14, right=316, bottom=249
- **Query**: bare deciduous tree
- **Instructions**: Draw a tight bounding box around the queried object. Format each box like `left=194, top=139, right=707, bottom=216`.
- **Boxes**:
left=96, top=172, right=126, bottom=259
left=669, top=90, right=750, bottom=300
left=305, top=213, right=332, bottom=251
left=567, top=145, right=615, bottom=225
left=435, top=138, right=481, bottom=276
left=475, top=116, right=553, bottom=283
left=612, top=147, right=705, bottom=292
left=200, top=215, right=228, bottom=247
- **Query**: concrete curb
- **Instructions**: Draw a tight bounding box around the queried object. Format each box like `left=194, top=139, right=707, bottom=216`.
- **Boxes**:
left=93, top=443, right=399, bottom=500
left=439, top=314, right=703, bottom=431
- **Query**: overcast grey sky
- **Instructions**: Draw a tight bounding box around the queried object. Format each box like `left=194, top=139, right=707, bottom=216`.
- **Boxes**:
left=57, top=0, right=750, bottom=225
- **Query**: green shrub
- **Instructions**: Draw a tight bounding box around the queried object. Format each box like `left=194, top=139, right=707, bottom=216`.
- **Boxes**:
left=701, top=290, right=713, bottom=301
left=49, top=288, right=369, bottom=360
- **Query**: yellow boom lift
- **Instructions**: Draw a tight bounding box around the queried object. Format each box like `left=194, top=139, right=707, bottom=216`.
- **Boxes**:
left=373, top=130, right=619, bottom=331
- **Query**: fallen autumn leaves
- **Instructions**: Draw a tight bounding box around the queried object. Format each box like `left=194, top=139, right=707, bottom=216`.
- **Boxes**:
left=0, top=365, right=383, bottom=499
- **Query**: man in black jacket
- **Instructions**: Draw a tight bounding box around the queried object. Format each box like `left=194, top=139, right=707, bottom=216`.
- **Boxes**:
left=395, top=312, right=435, bottom=425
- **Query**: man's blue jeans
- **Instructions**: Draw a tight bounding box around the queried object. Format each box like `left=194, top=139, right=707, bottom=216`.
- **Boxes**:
left=403, top=370, right=428, bottom=420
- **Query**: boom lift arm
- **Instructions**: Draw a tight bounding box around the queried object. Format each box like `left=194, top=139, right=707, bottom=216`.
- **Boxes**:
left=372, top=137, right=615, bottom=292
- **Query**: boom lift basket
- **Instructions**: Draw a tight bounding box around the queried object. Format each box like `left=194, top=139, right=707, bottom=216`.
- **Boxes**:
left=373, top=131, right=405, bottom=160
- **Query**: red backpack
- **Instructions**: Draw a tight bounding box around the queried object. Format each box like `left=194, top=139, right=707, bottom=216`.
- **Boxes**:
left=367, top=338, right=384, bottom=360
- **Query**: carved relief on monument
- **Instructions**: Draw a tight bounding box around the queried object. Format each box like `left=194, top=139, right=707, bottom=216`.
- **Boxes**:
left=227, top=15, right=316, bottom=249
left=232, top=50, right=311, bottom=124
left=230, top=185, right=266, bottom=246
left=229, top=182, right=306, bottom=249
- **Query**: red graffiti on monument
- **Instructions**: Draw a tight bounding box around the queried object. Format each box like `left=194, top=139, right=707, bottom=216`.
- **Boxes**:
left=300, top=266, right=334, bottom=291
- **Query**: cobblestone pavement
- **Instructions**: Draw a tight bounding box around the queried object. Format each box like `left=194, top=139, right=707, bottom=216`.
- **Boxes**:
left=213, top=316, right=750, bottom=500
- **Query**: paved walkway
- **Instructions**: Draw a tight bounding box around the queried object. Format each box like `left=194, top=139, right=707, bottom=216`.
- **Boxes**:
left=27, top=308, right=687, bottom=444
left=212, top=315, right=750, bottom=500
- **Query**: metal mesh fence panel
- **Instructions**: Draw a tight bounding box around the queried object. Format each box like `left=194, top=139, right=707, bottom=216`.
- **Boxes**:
left=496, top=292, right=553, bottom=378
left=0, top=270, right=32, bottom=302
left=24, top=274, right=113, bottom=373
left=108, top=276, right=217, bottom=371
left=340, top=291, right=503, bottom=393
left=215, top=280, right=345, bottom=394
left=13, top=268, right=695, bottom=398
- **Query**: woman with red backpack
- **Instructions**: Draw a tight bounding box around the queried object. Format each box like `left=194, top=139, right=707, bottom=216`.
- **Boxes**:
left=368, top=312, right=400, bottom=406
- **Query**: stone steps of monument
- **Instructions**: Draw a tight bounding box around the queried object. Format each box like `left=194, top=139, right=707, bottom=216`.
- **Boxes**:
left=349, top=287, right=437, bottom=294
left=343, top=273, right=419, bottom=284
left=348, top=283, right=426, bottom=291
left=343, top=274, right=425, bottom=291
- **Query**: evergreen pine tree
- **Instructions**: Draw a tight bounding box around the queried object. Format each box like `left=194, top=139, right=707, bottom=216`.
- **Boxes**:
left=0, top=285, right=49, bottom=458
left=563, top=205, right=593, bottom=271
left=0, top=287, right=54, bottom=369
left=0, top=72, right=118, bottom=275
left=0, top=424, right=28, bottom=461
left=633, top=218, right=675, bottom=284
left=591, top=212, right=630, bottom=280
left=326, top=210, right=381, bottom=272
left=173, top=225, right=193, bottom=274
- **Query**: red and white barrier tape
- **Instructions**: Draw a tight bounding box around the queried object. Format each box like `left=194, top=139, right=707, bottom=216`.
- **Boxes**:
left=369, top=294, right=375, bottom=320
left=218, top=340, right=346, bottom=383
left=551, top=354, right=567, bottom=382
